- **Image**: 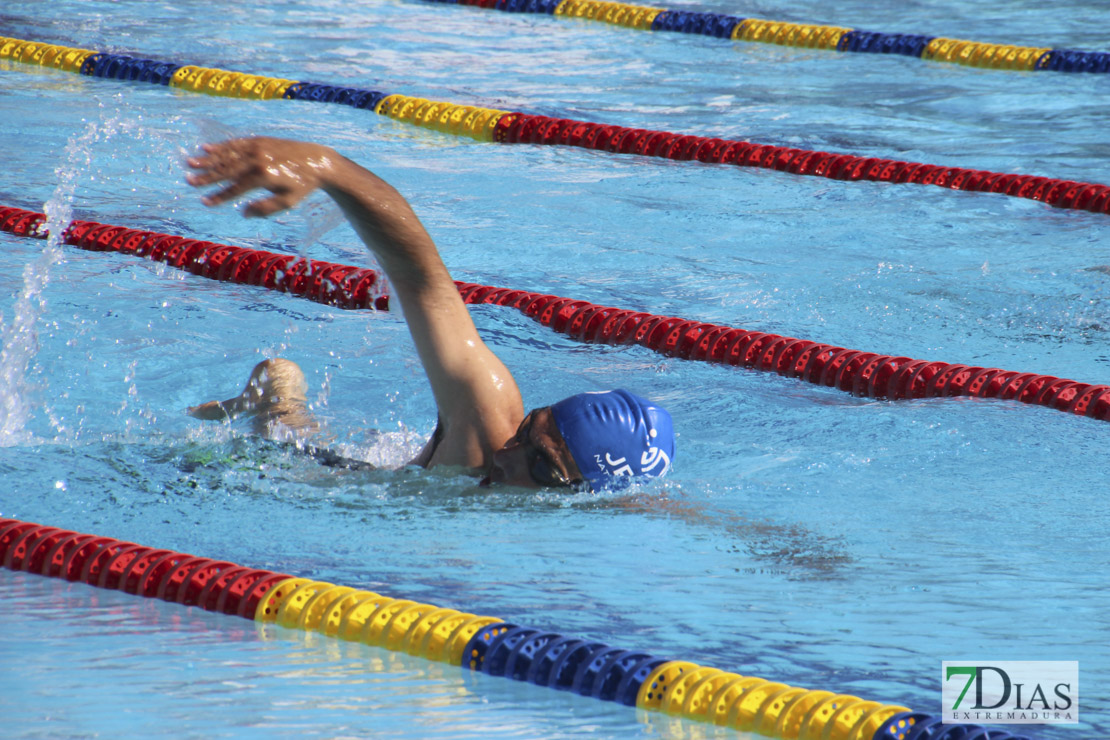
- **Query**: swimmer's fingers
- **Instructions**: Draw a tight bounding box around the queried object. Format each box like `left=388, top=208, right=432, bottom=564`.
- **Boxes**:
left=187, top=400, right=230, bottom=421
left=242, top=191, right=308, bottom=219
left=197, top=179, right=259, bottom=208
left=185, top=141, right=254, bottom=184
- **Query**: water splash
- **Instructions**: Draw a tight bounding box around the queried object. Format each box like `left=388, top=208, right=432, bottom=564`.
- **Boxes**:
left=0, top=113, right=152, bottom=446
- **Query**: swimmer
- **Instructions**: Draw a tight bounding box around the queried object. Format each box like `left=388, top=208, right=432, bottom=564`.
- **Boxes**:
left=185, top=137, right=674, bottom=490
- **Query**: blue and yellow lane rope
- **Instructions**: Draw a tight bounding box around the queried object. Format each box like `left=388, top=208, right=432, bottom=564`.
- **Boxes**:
left=422, top=0, right=1109, bottom=74
left=6, top=36, right=1110, bottom=219
left=0, top=518, right=1036, bottom=740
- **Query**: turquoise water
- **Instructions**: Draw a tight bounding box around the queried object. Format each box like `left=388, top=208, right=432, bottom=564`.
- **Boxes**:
left=1, top=0, right=1107, bottom=737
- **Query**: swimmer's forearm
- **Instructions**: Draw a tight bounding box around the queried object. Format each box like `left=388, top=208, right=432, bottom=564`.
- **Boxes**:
left=319, top=155, right=454, bottom=292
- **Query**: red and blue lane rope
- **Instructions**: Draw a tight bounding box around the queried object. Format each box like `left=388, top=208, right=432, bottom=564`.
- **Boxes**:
left=2, top=204, right=1108, bottom=424
left=0, top=517, right=1034, bottom=740
left=420, top=0, right=1110, bottom=74
left=4, top=36, right=1110, bottom=217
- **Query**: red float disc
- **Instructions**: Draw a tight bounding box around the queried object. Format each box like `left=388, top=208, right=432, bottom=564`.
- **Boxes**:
left=938, top=365, right=980, bottom=396
left=280, top=258, right=316, bottom=294
left=817, top=348, right=862, bottom=388
left=687, top=325, right=731, bottom=362
left=177, top=560, right=237, bottom=605
left=42, top=533, right=96, bottom=578
left=835, top=352, right=880, bottom=393
left=852, top=354, right=892, bottom=397
left=1014, top=375, right=1055, bottom=404
left=343, top=270, right=381, bottom=309
left=21, top=527, right=75, bottom=572
left=994, top=372, right=1040, bottom=400
left=119, top=548, right=176, bottom=595
left=217, top=569, right=276, bottom=616
left=4, top=525, right=62, bottom=570
left=239, top=572, right=295, bottom=619
left=863, top=356, right=910, bottom=398
left=137, top=552, right=195, bottom=598
left=885, top=359, right=929, bottom=399
left=551, top=301, right=593, bottom=333
left=156, top=557, right=219, bottom=602
left=198, top=565, right=254, bottom=612
left=565, top=304, right=607, bottom=341
left=791, top=343, right=834, bottom=381
left=61, top=536, right=116, bottom=581
left=1034, top=378, right=1079, bottom=408
left=905, top=361, right=947, bottom=398
left=721, top=330, right=762, bottom=367
left=218, top=248, right=261, bottom=282
left=671, top=323, right=714, bottom=358
left=148, top=235, right=183, bottom=262
left=769, top=338, right=810, bottom=376
left=0, top=521, right=41, bottom=564
left=925, top=363, right=970, bottom=397
left=536, top=297, right=576, bottom=328
left=79, top=541, right=137, bottom=586
left=963, top=368, right=1004, bottom=397
left=97, top=544, right=153, bottom=590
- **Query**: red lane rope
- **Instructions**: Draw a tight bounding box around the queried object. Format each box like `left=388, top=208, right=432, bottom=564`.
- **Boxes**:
left=3, top=204, right=1107, bottom=422
left=0, top=517, right=289, bottom=618
left=492, top=113, right=1110, bottom=216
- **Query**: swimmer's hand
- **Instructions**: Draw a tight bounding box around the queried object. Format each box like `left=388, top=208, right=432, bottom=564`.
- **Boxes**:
left=187, top=400, right=232, bottom=421
left=186, top=137, right=338, bottom=218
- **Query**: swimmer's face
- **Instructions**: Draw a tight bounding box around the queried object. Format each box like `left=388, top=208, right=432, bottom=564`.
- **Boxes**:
left=487, top=407, right=584, bottom=489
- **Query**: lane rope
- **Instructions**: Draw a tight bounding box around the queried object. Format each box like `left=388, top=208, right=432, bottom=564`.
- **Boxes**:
left=2, top=204, right=1107, bottom=424
left=4, top=36, right=1110, bottom=217
left=0, top=517, right=1035, bottom=740
left=420, top=0, right=1110, bottom=74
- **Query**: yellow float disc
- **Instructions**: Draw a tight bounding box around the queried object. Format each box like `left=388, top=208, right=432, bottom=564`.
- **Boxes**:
left=443, top=615, right=504, bottom=666
left=797, top=695, right=861, bottom=740
left=360, top=599, right=417, bottom=646
left=707, top=676, right=765, bottom=726
left=383, top=602, right=438, bottom=651
left=58, top=49, right=94, bottom=72
left=823, top=700, right=882, bottom=740
left=320, top=590, right=380, bottom=638
left=253, top=577, right=308, bottom=622
left=336, top=593, right=394, bottom=641
left=400, top=607, right=460, bottom=656
left=660, top=666, right=722, bottom=715
left=849, top=704, right=912, bottom=740
left=680, top=670, right=744, bottom=720
left=297, top=585, right=355, bottom=632
left=15, top=42, right=42, bottom=63
left=418, top=611, right=476, bottom=662
left=725, top=680, right=789, bottom=730
left=753, top=685, right=809, bottom=735
left=773, top=689, right=833, bottom=738
left=636, top=661, right=700, bottom=711
left=38, top=45, right=64, bottom=67
left=274, top=580, right=333, bottom=628
left=260, top=78, right=291, bottom=99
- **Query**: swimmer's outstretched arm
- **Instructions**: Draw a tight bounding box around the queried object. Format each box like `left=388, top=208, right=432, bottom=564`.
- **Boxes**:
left=186, top=138, right=524, bottom=471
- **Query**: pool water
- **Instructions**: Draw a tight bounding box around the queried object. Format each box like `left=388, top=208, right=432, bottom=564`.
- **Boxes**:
left=1, top=0, right=1107, bottom=737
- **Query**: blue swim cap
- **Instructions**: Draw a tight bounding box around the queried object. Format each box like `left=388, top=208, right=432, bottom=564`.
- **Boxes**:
left=550, top=389, right=675, bottom=491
